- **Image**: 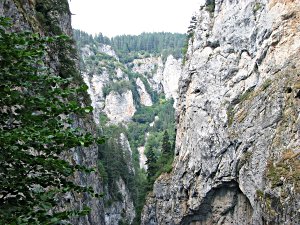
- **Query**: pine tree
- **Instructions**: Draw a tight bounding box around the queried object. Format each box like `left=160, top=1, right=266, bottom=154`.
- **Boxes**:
left=145, top=146, right=157, bottom=183
left=161, top=130, right=172, bottom=157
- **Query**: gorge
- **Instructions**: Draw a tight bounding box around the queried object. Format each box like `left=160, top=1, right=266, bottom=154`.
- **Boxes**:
left=0, top=0, right=299, bottom=225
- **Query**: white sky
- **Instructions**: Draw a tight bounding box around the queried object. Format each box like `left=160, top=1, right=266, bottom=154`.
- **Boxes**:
left=69, top=0, right=203, bottom=37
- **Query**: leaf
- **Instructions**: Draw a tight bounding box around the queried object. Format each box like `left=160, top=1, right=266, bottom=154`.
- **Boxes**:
left=84, top=106, right=93, bottom=113
left=96, top=137, right=106, bottom=144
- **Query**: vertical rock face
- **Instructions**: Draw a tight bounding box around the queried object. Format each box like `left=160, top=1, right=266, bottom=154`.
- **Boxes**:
left=132, top=55, right=182, bottom=100
left=138, top=146, right=148, bottom=170
left=105, top=177, right=136, bottom=225
left=142, top=1, right=300, bottom=225
left=104, top=90, right=136, bottom=123
left=83, top=71, right=110, bottom=124
left=132, top=56, right=165, bottom=92
left=136, top=77, right=153, bottom=106
left=162, top=55, right=182, bottom=101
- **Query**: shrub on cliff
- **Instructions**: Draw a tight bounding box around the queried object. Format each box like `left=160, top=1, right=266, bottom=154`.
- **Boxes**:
left=0, top=17, right=100, bottom=224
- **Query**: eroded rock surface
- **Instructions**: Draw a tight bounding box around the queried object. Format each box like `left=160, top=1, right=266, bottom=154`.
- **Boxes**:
left=142, top=1, right=300, bottom=224
left=132, top=55, right=182, bottom=101
left=104, top=90, right=136, bottom=123
left=136, top=77, right=153, bottom=106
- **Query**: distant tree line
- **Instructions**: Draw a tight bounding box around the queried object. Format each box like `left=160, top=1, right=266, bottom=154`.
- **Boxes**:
left=73, top=29, right=186, bottom=63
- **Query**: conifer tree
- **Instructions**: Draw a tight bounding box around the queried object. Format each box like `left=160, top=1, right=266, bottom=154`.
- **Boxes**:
left=161, top=130, right=172, bottom=157
left=145, top=146, right=157, bottom=183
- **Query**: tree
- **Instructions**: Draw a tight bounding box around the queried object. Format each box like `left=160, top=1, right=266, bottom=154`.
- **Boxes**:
left=161, top=130, right=172, bottom=157
left=145, top=146, right=157, bottom=184
left=0, top=17, right=98, bottom=224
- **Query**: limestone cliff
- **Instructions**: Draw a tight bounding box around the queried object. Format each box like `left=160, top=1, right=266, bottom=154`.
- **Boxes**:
left=142, top=0, right=300, bottom=224
left=76, top=31, right=138, bottom=224
left=132, top=55, right=182, bottom=101
left=75, top=30, right=183, bottom=224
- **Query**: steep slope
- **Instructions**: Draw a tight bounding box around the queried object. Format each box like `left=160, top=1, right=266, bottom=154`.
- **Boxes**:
left=74, top=31, right=184, bottom=224
left=142, top=1, right=300, bottom=225
left=75, top=30, right=183, bottom=125
left=0, top=1, right=105, bottom=224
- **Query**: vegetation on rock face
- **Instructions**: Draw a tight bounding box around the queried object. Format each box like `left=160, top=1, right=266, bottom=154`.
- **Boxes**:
left=206, top=0, right=216, bottom=14
left=0, top=17, right=100, bottom=224
left=73, top=28, right=179, bottom=224
left=35, top=0, right=70, bottom=35
left=267, top=150, right=300, bottom=192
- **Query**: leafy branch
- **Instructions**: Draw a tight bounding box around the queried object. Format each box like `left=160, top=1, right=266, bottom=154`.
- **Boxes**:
left=0, top=17, right=101, bottom=224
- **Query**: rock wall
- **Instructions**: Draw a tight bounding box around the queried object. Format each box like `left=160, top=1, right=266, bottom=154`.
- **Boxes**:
left=142, top=0, right=300, bottom=224
left=132, top=55, right=182, bottom=101
left=79, top=39, right=137, bottom=222
left=162, top=55, right=182, bottom=101
left=104, top=90, right=136, bottom=123
left=136, top=77, right=153, bottom=106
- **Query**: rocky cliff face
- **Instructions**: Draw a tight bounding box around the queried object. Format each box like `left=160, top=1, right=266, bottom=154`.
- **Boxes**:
left=142, top=1, right=300, bottom=224
left=75, top=31, right=182, bottom=224
left=104, top=90, right=137, bottom=123
left=132, top=55, right=182, bottom=101
left=76, top=28, right=139, bottom=225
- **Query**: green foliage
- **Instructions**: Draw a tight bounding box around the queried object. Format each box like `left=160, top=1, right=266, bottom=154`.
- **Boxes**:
left=73, top=30, right=186, bottom=64
left=73, top=30, right=111, bottom=49
left=145, top=147, right=157, bottom=184
left=111, top=32, right=186, bottom=63
left=99, top=113, right=109, bottom=126
left=98, top=125, right=137, bottom=203
left=182, top=32, right=194, bottom=65
left=128, top=98, right=175, bottom=150
left=226, top=104, right=235, bottom=127
left=132, top=106, right=156, bottom=124
left=144, top=130, right=174, bottom=191
left=127, top=122, right=149, bottom=147
left=253, top=2, right=262, bottom=14
left=102, top=80, right=133, bottom=97
left=98, top=161, right=108, bottom=184
left=0, top=17, right=98, bottom=224
left=161, top=130, right=172, bottom=158
left=238, top=88, right=254, bottom=103
left=206, top=0, right=216, bottom=14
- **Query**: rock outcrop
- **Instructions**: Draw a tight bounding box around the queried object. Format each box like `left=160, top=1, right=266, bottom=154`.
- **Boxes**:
left=136, top=77, right=153, bottom=106
left=142, top=1, right=300, bottom=224
left=132, top=55, right=182, bottom=101
left=83, top=71, right=110, bottom=124
left=104, top=90, right=136, bottom=123
left=162, top=55, right=182, bottom=101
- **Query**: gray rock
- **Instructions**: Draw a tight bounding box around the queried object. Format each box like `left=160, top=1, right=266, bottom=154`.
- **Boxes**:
left=142, top=1, right=300, bottom=224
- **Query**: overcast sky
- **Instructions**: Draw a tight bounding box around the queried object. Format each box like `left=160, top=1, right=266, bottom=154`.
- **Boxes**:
left=69, top=0, right=203, bottom=37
